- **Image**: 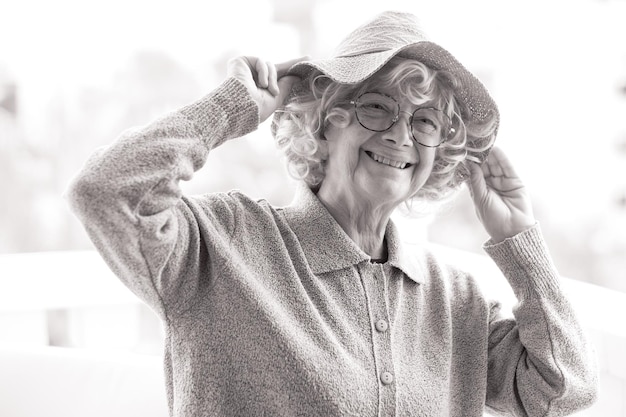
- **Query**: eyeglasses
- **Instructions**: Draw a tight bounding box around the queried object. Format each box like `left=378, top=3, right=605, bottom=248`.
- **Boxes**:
left=350, top=92, right=455, bottom=148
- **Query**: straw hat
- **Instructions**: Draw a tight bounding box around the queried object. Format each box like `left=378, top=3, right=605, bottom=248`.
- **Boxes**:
left=272, top=11, right=499, bottom=159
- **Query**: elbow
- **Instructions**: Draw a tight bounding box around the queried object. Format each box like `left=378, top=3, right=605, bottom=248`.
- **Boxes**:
left=567, top=377, right=598, bottom=414
left=579, top=358, right=600, bottom=408
left=574, top=377, right=599, bottom=411
left=579, top=342, right=600, bottom=408
left=561, top=351, right=600, bottom=413
left=65, top=171, right=107, bottom=222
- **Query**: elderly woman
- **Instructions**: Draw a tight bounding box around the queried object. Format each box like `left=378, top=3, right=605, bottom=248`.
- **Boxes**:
left=68, top=11, right=597, bottom=417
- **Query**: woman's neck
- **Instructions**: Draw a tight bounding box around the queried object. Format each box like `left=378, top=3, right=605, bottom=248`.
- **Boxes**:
left=317, top=186, right=392, bottom=260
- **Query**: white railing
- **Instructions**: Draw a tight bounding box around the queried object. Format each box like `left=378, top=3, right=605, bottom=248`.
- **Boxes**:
left=0, top=250, right=624, bottom=416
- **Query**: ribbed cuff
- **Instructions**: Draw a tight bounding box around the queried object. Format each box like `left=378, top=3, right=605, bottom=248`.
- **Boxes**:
left=179, top=77, right=259, bottom=149
left=483, top=224, right=561, bottom=301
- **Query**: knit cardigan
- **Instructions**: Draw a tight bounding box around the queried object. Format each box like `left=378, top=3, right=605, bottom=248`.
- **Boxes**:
left=67, top=77, right=597, bottom=417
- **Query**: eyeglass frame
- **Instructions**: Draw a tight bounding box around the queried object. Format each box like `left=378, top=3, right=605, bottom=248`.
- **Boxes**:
left=349, top=92, right=455, bottom=148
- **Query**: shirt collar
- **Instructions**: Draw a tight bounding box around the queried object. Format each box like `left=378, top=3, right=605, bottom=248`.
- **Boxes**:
left=282, top=184, right=424, bottom=284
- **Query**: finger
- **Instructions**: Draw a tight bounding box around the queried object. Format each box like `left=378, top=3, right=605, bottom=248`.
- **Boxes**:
left=267, top=61, right=279, bottom=96
left=485, top=151, right=504, bottom=178
left=227, top=56, right=251, bottom=80
left=480, top=157, right=491, bottom=178
left=488, top=146, right=520, bottom=179
left=276, top=56, right=311, bottom=77
left=467, top=161, right=488, bottom=203
left=276, top=75, right=299, bottom=105
left=256, top=59, right=269, bottom=88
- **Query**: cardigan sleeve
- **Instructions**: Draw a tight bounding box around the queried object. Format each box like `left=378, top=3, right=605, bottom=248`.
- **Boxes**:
left=66, top=78, right=259, bottom=317
left=483, top=224, right=598, bottom=416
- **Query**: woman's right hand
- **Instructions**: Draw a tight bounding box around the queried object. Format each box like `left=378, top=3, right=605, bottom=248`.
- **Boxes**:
left=227, top=56, right=308, bottom=122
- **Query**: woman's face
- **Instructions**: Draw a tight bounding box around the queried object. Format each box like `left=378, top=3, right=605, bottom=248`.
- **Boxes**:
left=321, top=88, right=438, bottom=210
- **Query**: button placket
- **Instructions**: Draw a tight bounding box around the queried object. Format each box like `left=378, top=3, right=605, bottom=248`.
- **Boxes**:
left=358, top=262, right=396, bottom=414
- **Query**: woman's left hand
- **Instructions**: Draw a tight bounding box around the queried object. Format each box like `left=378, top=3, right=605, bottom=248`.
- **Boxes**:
left=467, top=147, right=536, bottom=243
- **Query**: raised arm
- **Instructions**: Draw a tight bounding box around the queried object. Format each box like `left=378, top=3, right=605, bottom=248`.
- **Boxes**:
left=467, top=148, right=598, bottom=415
left=66, top=57, right=303, bottom=316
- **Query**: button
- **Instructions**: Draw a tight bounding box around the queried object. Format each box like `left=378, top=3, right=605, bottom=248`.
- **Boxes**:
left=375, top=319, right=388, bottom=332
left=380, top=371, right=394, bottom=385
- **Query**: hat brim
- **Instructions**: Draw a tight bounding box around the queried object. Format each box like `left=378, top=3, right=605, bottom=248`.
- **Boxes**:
left=274, top=41, right=499, bottom=163
left=287, top=41, right=497, bottom=124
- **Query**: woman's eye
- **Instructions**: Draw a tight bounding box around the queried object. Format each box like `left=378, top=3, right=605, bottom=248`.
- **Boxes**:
left=360, top=103, right=392, bottom=116
left=363, top=103, right=387, bottom=111
left=414, top=118, right=438, bottom=132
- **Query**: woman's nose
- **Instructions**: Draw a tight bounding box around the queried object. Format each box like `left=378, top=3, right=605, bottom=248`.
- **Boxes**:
left=385, top=111, right=414, bottom=147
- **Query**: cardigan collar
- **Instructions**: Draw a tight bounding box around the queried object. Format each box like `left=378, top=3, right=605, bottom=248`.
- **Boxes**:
left=282, top=184, right=424, bottom=284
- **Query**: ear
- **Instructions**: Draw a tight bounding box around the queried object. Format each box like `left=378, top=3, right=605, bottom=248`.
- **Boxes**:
left=326, top=107, right=351, bottom=129
left=317, top=138, right=329, bottom=160
left=324, top=107, right=351, bottom=143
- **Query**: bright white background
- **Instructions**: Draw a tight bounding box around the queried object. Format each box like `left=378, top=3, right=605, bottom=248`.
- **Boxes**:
left=2, top=0, right=625, bottom=291
left=1, top=1, right=625, bottom=415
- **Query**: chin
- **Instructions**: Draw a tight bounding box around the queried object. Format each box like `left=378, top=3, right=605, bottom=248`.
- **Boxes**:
left=364, top=181, right=412, bottom=205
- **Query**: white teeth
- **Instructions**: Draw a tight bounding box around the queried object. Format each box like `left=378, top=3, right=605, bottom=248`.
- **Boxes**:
left=369, top=152, right=409, bottom=170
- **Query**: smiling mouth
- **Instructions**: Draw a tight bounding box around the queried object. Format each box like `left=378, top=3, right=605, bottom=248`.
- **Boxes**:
left=365, top=151, right=413, bottom=170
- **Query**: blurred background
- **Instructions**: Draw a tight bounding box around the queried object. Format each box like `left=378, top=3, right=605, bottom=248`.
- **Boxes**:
left=1, top=0, right=625, bottom=415
left=1, top=0, right=625, bottom=290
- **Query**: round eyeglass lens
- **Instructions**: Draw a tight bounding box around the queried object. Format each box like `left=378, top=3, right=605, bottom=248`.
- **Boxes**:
left=354, top=93, right=399, bottom=131
left=410, top=108, right=451, bottom=147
